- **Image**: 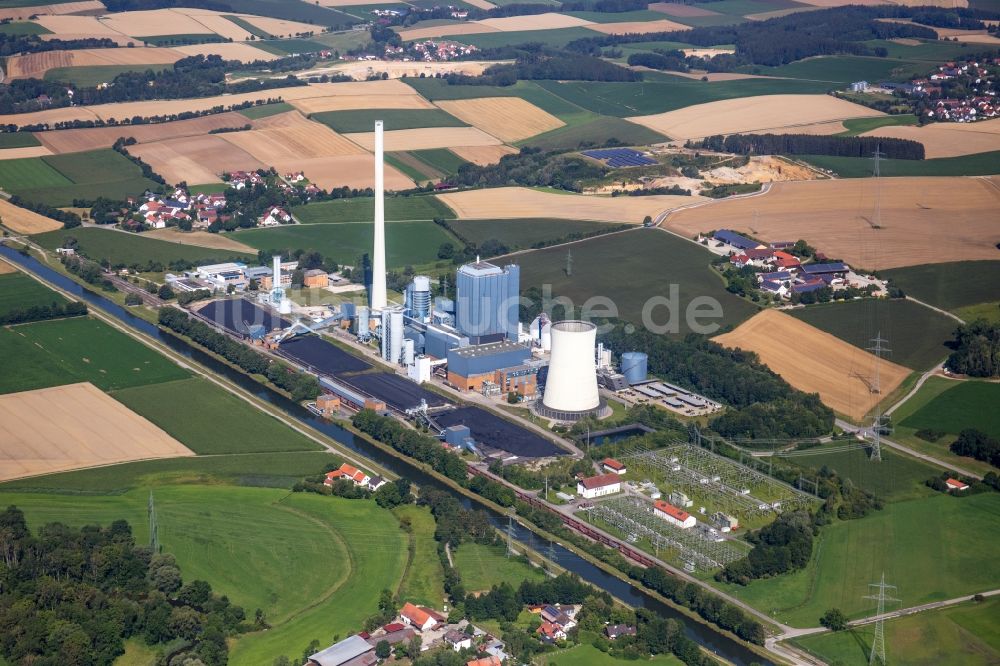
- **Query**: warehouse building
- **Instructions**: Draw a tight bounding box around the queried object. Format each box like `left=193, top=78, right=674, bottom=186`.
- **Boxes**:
left=447, top=340, right=531, bottom=392
left=577, top=473, right=621, bottom=499
left=653, top=500, right=696, bottom=529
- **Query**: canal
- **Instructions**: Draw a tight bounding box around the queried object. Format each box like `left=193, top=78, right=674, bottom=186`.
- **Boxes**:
left=0, top=245, right=771, bottom=666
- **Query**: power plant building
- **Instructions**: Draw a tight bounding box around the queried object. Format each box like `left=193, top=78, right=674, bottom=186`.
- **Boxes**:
left=535, top=320, right=606, bottom=421
left=456, top=260, right=519, bottom=343
left=405, top=275, right=432, bottom=322
left=447, top=340, right=531, bottom=392
left=380, top=306, right=405, bottom=363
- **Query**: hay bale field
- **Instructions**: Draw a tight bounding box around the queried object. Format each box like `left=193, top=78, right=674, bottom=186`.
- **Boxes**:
left=290, top=94, right=435, bottom=115
left=35, top=111, right=252, bottom=154
left=714, top=309, right=910, bottom=420
left=0, top=382, right=194, bottom=483
left=144, top=228, right=256, bottom=252
left=269, top=155, right=414, bottom=191
left=628, top=94, right=883, bottom=140
left=438, top=186, right=699, bottom=223
left=861, top=119, right=1000, bottom=158
left=435, top=97, right=564, bottom=142
left=0, top=146, right=54, bottom=160
left=665, top=176, right=1000, bottom=269
left=0, top=198, right=63, bottom=234
left=587, top=19, right=690, bottom=34
left=128, top=135, right=265, bottom=186
left=345, top=126, right=503, bottom=151
left=450, top=144, right=518, bottom=166
left=173, top=42, right=278, bottom=62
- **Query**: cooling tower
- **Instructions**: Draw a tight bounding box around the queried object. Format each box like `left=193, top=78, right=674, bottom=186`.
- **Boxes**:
left=371, top=120, right=387, bottom=311
left=542, top=320, right=599, bottom=414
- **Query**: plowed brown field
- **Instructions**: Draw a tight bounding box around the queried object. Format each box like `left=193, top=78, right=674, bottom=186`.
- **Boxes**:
left=435, top=97, right=564, bottom=142
left=36, top=112, right=252, bottom=154
left=0, top=382, right=194, bottom=483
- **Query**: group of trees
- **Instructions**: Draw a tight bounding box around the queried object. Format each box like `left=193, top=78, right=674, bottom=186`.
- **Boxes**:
left=61, top=253, right=117, bottom=292
left=0, top=32, right=116, bottom=58
left=950, top=429, right=1000, bottom=468
left=465, top=573, right=597, bottom=622
left=451, top=147, right=607, bottom=192
left=445, top=54, right=640, bottom=88
left=0, top=299, right=87, bottom=326
left=352, top=410, right=469, bottom=483
left=718, top=510, right=814, bottom=585
left=7, top=194, right=81, bottom=228
left=947, top=320, right=999, bottom=377
left=693, top=133, right=925, bottom=161
left=0, top=507, right=245, bottom=665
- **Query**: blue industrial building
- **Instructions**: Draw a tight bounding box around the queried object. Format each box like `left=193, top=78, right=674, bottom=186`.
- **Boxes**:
left=455, top=260, right=519, bottom=342
left=425, top=323, right=467, bottom=359
left=447, top=340, right=530, bottom=380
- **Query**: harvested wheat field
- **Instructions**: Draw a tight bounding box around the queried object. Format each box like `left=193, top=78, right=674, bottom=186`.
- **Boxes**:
left=398, top=23, right=497, bottom=41
left=237, top=15, right=317, bottom=38
left=291, top=94, right=434, bottom=114
left=450, top=144, right=518, bottom=166
left=0, top=0, right=104, bottom=21
left=4, top=50, right=71, bottom=79
left=436, top=97, right=564, bottom=143
left=0, top=260, right=15, bottom=275
left=0, top=146, right=54, bottom=160
left=319, top=59, right=498, bottom=81
left=173, top=10, right=254, bottom=41
left=0, top=199, right=63, bottom=234
left=649, top=2, right=721, bottom=16
left=464, top=0, right=497, bottom=8
left=629, top=95, right=882, bottom=140
left=0, top=382, right=194, bottom=483
left=438, top=186, right=698, bottom=223
left=270, top=155, right=414, bottom=191
left=480, top=12, right=593, bottom=30
left=666, top=176, right=1000, bottom=268
left=862, top=118, right=1000, bottom=158
left=36, top=111, right=252, bottom=154
left=174, top=42, right=277, bottom=63
left=129, top=135, right=265, bottom=185
left=5, top=47, right=183, bottom=80
left=714, top=310, right=909, bottom=420
left=145, top=228, right=255, bottom=252
left=346, top=126, right=502, bottom=152
left=99, top=9, right=216, bottom=37
left=588, top=19, right=690, bottom=35
left=931, top=28, right=1000, bottom=43
left=221, top=121, right=367, bottom=163
left=33, top=14, right=124, bottom=37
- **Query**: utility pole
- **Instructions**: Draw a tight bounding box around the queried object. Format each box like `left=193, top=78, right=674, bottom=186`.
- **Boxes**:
left=565, top=249, right=573, bottom=277
left=868, top=333, right=890, bottom=462
left=506, top=512, right=515, bottom=559
left=148, top=491, right=159, bottom=553
left=872, top=147, right=884, bottom=229
left=864, top=572, right=899, bottom=665
left=544, top=475, right=549, bottom=502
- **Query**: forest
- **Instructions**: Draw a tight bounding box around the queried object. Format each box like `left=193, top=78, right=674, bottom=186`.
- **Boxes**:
left=947, top=321, right=999, bottom=377
left=692, top=133, right=925, bottom=160
left=444, top=54, right=640, bottom=88
left=452, top=148, right=607, bottom=191
left=717, top=510, right=815, bottom=585
left=0, top=507, right=246, bottom=666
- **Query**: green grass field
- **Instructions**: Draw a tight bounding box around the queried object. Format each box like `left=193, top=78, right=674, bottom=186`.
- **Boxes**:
left=453, top=542, right=547, bottom=592
left=224, top=0, right=356, bottom=26
left=0, top=316, right=189, bottom=394
left=410, top=148, right=469, bottom=174
left=838, top=115, right=919, bottom=137
left=33, top=227, right=253, bottom=265
left=403, top=78, right=585, bottom=118
left=749, top=56, right=926, bottom=83
left=393, top=504, right=446, bottom=607
left=138, top=34, right=227, bottom=46
left=799, top=151, right=1000, bottom=177
left=789, top=299, right=957, bottom=371
left=311, top=108, right=466, bottom=133
left=293, top=195, right=454, bottom=224
left=239, top=101, right=295, bottom=119
left=786, top=446, right=937, bottom=502
left=44, top=64, right=171, bottom=87
left=255, top=38, right=329, bottom=54
left=954, top=301, right=1000, bottom=324
left=793, top=597, right=1000, bottom=666
left=451, top=26, right=600, bottom=49
left=111, top=377, right=323, bottom=455
left=451, top=218, right=627, bottom=252
left=236, top=220, right=455, bottom=268
left=311, top=28, right=371, bottom=50
left=863, top=38, right=992, bottom=62
left=224, top=14, right=272, bottom=38
left=536, top=643, right=684, bottom=665
left=0, top=270, right=68, bottom=318
left=715, top=492, right=1000, bottom=628
left=899, top=380, right=1000, bottom=440
left=881, top=262, right=1000, bottom=313
left=0, top=149, right=160, bottom=206
left=521, top=115, right=668, bottom=150
left=0, top=20, right=49, bottom=34
left=0, top=131, right=41, bottom=148
left=511, top=228, right=759, bottom=335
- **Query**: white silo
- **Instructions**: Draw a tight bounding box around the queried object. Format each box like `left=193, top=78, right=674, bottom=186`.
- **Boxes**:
left=540, top=322, right=552, bottom=352
left=403, top=338, right=415, bottom=366
left=540, top=320, right=599, bottom=418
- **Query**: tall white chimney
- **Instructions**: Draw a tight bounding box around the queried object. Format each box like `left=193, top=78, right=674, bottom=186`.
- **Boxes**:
left=272, top=254, right=281, bottom=289
left=371, top=120, right=387, bottom=310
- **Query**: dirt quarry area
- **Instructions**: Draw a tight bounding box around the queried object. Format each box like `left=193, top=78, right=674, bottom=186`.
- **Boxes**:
left=862, top=119, right=1000, bottom=158
left=438, top=186, right=700, bottom=223
left=665, top=176, right=1000, bottom=269
left=713, top=310, right=910, bottom=420
left=628, top=95, right=883, bottom=141
left=435, top=97, right=564, bottom=143
left=0, top=199, right=63, bottom=234
left=0, top=382, right=194, bottom=482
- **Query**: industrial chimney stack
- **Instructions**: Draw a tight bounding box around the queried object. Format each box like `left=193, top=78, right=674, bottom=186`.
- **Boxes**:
left=371, top=120, right=387, bottom=311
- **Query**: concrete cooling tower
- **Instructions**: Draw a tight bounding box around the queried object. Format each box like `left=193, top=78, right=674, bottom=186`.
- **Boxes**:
left=536, top=320, right=607, bottom=421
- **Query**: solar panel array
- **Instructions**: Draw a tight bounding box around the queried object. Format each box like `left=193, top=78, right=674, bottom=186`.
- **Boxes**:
left=582, top=148, right=656, bottom=168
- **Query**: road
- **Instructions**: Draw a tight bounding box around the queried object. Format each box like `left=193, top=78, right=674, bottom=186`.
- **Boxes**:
left=834, top=418, right=982, bottom=480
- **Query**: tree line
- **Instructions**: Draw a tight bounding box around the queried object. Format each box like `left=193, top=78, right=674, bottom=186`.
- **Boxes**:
left=0, top=32, right=116, bottom=57
left=0, top=507, right=246, bottom=665
left=0, top=299, right=87, bottom=326
left=950, top=429, right=1000, bottom=468
left=443, top=54, right=640, bottom=88
left=351, top=409, right=469, bottom=483
left=693, top=133, right=925, bottom=160
left=451, top=147, right=607, bottom=192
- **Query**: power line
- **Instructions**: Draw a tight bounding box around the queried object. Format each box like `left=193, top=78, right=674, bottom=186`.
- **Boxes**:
left=867, top=333, right=891, bottom=462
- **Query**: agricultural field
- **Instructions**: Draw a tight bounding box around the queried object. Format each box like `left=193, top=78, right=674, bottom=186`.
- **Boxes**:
left=311, top=108, right=467, bottom=133
left=714, top=310, right=911, bottom=420
left=452, top=26, right=604, bottom=49
left=0, top=132, right=41, bottom=148
left=293, top=195, right=454, bottom=224
left=511, top=228, right=759, bottom=334
left=521, top=115, right=668, bottom=151
left=0, top=382, right=193, bottom=482
left=235, top=220, right=455, bottom=268
left=627, top=94, right=882, bottom=141
left=451, top=218, right=628, bottom=251
left=404, top=78, right=583, bottom=118
left=837, top=115, right=919, bottom=136
left=882, top=261, right=1000, bottom=313
left=448, top=144, right=518, bottom=166
left=0, top=149, right=160, bottom=206
left=0, top=270, right=68, bottom=318
left=665, top=177, right=1000, bottom=269
left=386, top=148, right=470, bottom=180
left=799, top=151, right=1000, bottom=177
left=859, top=118, right=1000, bottom=158
left=436, top=97, right=565, bottom=142
left=111, top=377, right=323, bottom=455
left=749, top=55, right=928, bottom=83
left=143, top=228, right=256, bottom=253
left=899, top=380, right=1000, bottom=440
left=536, top=643, right=684, bottom=666
left=392, top=504, right=446, bottom=608
left=793, top=597, right=1000, bottom=666
left=0, top=316, right=190, bottom=394
left=33, top=227, right=254, bottom=266
left=789, top=299, right=957, bottom=372
left=452, top=542, right=548, bottom=592
left=345, top=126, right=503, bottom=152
left=43, top=64, right=173, bottom=87
left=715, top=491, right=1000, bottom=628
left=239, top=102, right=295, bottom=119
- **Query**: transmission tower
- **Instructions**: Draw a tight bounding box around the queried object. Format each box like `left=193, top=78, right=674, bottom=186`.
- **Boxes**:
left=505, top=512, right=516, bottom=559
left=864, top=572, right=899, bottom=665
left=867, top=333, right=891, bottom=462
left=565, top=249, right=573, bottom=277
left=148, top=491, right=159, bottom=553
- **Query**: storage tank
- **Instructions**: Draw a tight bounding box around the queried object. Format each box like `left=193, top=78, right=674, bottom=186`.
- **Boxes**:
left=540, top=322, right=552, bottom=352
left=382, top=306, right=404, bottom=363
left=621, top=351, right=648, bottom=385
left=356, top=306, right=370, bottom=336
left=340, top=302, right=356, bottom=320
left=403, top=338, right=415, bottom=366
left=411, top=275, right=431, bottom=321
left=541, top=320, right=599, bottom=414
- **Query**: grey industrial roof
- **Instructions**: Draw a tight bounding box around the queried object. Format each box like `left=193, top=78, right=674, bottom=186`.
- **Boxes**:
left=309, top=635, right=373, bottom=666
left=458, top=260, right=503, bottom=277
left=450, top=339, right=527, bottom=359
